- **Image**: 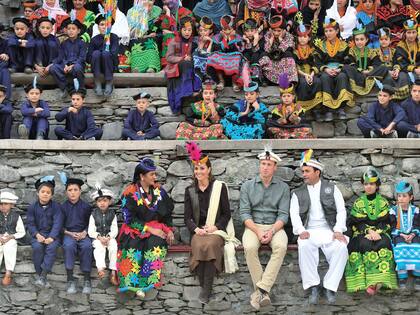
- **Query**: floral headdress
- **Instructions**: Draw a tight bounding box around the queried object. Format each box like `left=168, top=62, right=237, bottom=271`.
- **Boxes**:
left=186, top=141, right=208, bottom=165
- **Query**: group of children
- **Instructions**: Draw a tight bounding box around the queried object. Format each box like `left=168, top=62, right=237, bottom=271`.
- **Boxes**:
left=0, top=175, right=119, bottom=293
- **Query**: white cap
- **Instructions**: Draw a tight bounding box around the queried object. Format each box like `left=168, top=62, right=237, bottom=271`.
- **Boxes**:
left=300, top=149, right=324, bottom=171
left=90, top=188, right=114, bottom=202
left=258, top=147, right=282, bottom=164
left=0, top=191, right=19, bottom=204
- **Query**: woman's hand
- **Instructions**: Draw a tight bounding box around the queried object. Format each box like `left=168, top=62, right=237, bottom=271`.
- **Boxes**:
left=366, top=230, right=381, bottom=241
left=148, top=227, right=167, bottom=239
left=194, top=227, right=207, bottom=236
left=166, top=230, right=175, bottom=245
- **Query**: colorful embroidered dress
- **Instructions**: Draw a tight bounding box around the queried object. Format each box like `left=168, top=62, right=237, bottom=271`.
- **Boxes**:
left=176, top=100, right=226, bottom=140
left=117, top=183, right=174, bottom=294
left=345, top=193, right=398, bottom=293
left=220, top=99, right=269, bottom=139
left=390, top=204, right=420, bottom=276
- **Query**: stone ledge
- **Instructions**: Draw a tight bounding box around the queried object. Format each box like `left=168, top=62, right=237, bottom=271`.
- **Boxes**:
left=0, top=138, right=419, bottom=151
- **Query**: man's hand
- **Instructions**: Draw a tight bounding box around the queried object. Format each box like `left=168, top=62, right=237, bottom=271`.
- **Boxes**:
left=261, top=229, right=273, bottom=244
left=166, top=230, right=175, bottom=245
left=36, top=233, right=46, bottom=243
left=333, top=231, right=348, bottom=244
left=299, top=231, right=310, bottom=240
left=44, top=237, right=54, bottom=245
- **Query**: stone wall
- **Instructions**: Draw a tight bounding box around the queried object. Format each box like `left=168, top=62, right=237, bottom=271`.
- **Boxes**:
left=1, top=141, right=419, bottom=244
left=8, top=86, right=375, bottom=140
left=2, top=246, right=419, bottom=315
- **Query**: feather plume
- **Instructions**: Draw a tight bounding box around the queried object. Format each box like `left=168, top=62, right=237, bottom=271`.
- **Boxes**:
left=374, top=78, right=383, bottom=91
left=301, top=149, right=313, bottom=163
left=48, top=10, right=53, bottom=22
left=356, top=20, right=363, bottom=30
left=324, top=16, right=330, bottom=25
left=95, top=182, right=103, bottom=196
left=33, top=75, right=37, bottom=89
left=58, top=171, right=67, bottom=185
left=40, top=175, right=54, bottom=183
left=98, top=4, right=105, bottom=15
left=73, top=78, right=79, bottom=92
left=298, top=22, right=306, bottom=33
left=185, top=141, right=202, bottom=163
left=70, top=9, right=76, bottom=22
left=278, top=73, right=290, bottom=89
left=407, top=20, right=414, bottom=28
left=408, top=72, right=415, bottom=84
left=264, top=143, right=273, bottom=158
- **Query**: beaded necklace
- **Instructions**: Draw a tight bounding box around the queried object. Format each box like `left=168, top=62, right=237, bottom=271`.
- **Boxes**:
left=133, top=183, right=162, bottom=211
left=379, top=47, right=393, bottom=63
left=325, top=39, right=340, bottom=57
left=355, top=47, right=368, bottom=70
left=406, top=40, right=418, bottom=65
left=297, top=45, right=313, bottom=60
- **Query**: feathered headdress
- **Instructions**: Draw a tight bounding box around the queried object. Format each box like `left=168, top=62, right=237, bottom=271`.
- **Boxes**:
left=90, top=183, right=114, bottom=201
left=278, top=73, right=294, bottom=95
left=300, top=149, right=324, bottom=171
left=374, top=78, right=395, bottom=95
left=296, top=22, right=311, bottom=37
left=403, top=19, right=418, bottom=31
left=323, top=16, right=337, bottom=29
left=301, top=149, right=313, bottom=163
left=352, top=20, right=366, bottom=36
left=257, top=144, right=281, bottom=164
left=69, top=9, right=76, bottom=23
left=186, top=141, right=208, bottom=165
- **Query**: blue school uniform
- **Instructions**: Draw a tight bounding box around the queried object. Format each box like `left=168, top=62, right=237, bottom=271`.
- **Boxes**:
left=0, top=99, right=12, bottom=139
left=122, top=109, right=160, bottom=140
left=20, top=100, right=50, bottom=139
left=26, top=200, right=63, bottom=274
left=54, top=106, right=102, bottom=140
left=399, top=97, right=420, bottom=137
left=7, top=33, right=35, bottom=71
left=35, top=34, right=61, bottom=67
left=61, top=199, right=93, bottom=273
left=87, top=33, right=119, bottom=81
left=49, top=38, right=87, bottom=90
left=0, top=38, right=11, bottom=99
left=357, top=101, right=406, bottom=137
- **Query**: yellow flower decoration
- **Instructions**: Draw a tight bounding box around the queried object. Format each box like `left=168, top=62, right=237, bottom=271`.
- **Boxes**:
left=156, top=269, right=161, bottom=278
left=153, top=246, right=162, bottom=257
left=131, top=261, right=140, bottom=274
left=137, top=198, right=144, bottom=206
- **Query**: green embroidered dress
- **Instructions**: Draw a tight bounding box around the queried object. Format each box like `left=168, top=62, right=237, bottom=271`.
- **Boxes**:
left=345, top=193, right=398, bottom=292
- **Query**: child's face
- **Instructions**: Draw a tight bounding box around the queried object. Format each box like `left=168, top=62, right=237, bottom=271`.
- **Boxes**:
left=202, top=89, right=215, bottom=102
left=98, top=20, right=106, bottom=34
left=39, top=21, right=53, bottom=37
left=411, top=84, right=420, bottom=103
left=73, top=0, right=86, bottom=10
left=66, top=24, right=81, bottom=39
left=324, top=27, right=338, bottom=41
left=354, top=34, right=368, bottom=48
left=245, top=91, right=258, bottom=104
left=272, top=28, right=283, bottom=38
left=222, top=27, right=234, bottom=36
left=198, top=26, right=211, bottom=37
left=46, top=0, right=55, bottom=6
left=363, top=182, right=378, bottom=195
left=0, top=91, right=5, bottom=101
left=378, top=91, right=391, bottom=106
left=308, top=0, right=321, bottom=10
left=27, top=89, right=41, bottom=103
left=244, top=28, right=257, bottom=39
left=363, top=0, right=374, bottom=10
left=136, top=98, right=149, bottom=112
left=281, top=93, right=294, bottom=105
left=14, top=22, right=29, bottom=38
left=0, top=203, right=13, bottom=214
left=379, top=36, right=391, bottom=48
left=66, top=184, right=81, bottom=203
left=71, top=94, right=84, bottom=109
left=297, top=35, right=310, bottom=46
left=37, top=185, right=53, bottom=205
left=96, top=197, right=111, bottom=212
left=181, top=25, right=193, bottom=39
left=397, top=192, right=413, bottom=206
left=405, top=30, right=418, bottom=43
left=24, top=8, right=34, bottom=19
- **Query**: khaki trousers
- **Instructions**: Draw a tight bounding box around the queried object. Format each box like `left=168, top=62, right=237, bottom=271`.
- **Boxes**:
left=0, top=239, right=18, bottom=271
left=92, top=238, right=118, bottom=270
left=243, top=224, right=288, bottom=292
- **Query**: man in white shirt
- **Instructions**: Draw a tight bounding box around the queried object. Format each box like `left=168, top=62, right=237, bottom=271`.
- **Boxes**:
left=290, top=150, right=348, bottom=304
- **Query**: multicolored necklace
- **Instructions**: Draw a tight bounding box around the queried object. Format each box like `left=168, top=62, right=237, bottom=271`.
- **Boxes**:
left=379, top=47, right=393, bottom=63
left=297, top=45, right=313, bottom=60
left=355, top=47, right=368, bottom=70
left=325, top=39, right=340, bottom=57
left=133, top=184, right=162, bottom=211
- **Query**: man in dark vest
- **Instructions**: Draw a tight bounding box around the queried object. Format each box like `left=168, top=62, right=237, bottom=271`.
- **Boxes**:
left=290, top=150, right=348, bottom=305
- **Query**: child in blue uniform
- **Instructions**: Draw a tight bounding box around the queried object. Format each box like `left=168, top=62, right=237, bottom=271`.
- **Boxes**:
left=55, top=86, right=102, bottom=140
left=87, top=13, right=118, bottom=97
left=0, top=25, right=11, bottom=100
left=399, top=79, right=420, bottom=138
left=19, top=79, right=50, bottom=140
left=60, top=176, right=93, bottom=294
left=8, top=16, right=35, bottom=74
left=34, top=16, right=61, bottom=79
left=122, top=91, right=160, bottom=140
left=0, top=85, right=12, bottom=139
left=49, top=12, right=87, bottom=99
left=26, top=176, right=63, bottom=288
left=357, top=80, right=406, bottom=138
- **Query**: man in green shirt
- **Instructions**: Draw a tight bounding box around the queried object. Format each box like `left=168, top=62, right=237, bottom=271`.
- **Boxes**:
left=240, top=148, right=290, bottom=311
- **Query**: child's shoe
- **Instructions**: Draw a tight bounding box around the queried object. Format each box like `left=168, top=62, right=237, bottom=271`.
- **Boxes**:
left=398, top=278, right=407, bottom=290
left=18, top=124, right=29, bottom=139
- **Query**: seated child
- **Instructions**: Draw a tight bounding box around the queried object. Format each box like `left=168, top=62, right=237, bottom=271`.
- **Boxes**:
left=389, top=181, right=420, bottom=290
left=399, top=79, right=420, bottom=138
left=26, top=176, right=63, bottom=288
left=87, top=13, right=118, bottom=97
left=88, top=186, right=118, bottom=286
left=267, top=75, right=314, bottom=139
left=122, top=91, right=160, bottom=140
left=242, top=18, right=265, bottom=84
left=60, top=175, right=93, bottom=294
left=176, top=79, right=226, bottom=140
left=8, top=16, right=34, bottom=74
left=0, top=191, right=25, bottom=286
left=394, top=20, right=419, bottom=84
left=220, top=81, right=269, bottom=139
left=0, top=26, right=11, bottom=100
left=19, top=78, right=50, bottom=140
left=357, top=80, right=406, bottom=138
left=0, top=85, right=12, bottom=139
left=49, top=12, right=87, bottom=99
left=55, top=84, right=102, bottom=140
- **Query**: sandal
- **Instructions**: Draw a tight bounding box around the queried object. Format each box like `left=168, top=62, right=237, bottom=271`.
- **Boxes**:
left=232, top=84, right=241, bottom=92
left=216, top=81, right=225, bottom=91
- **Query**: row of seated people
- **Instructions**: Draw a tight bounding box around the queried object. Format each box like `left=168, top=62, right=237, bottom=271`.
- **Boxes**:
left=0, top=76, right=419, bottom=140
left=0, top=148, right=419, bottom=308
left=0, top=77, right=420, bottom=140
left=0, top=0, right=418, bottom=117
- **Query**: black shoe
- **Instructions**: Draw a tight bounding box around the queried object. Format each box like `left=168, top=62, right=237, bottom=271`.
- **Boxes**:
left=399, top=278, right=408, bottom=290
left=325, top=289, right=336, bottom=304
left=66, top=280, right=77, bottom=294
left=308, top=286, right=319, bottom=305
left=8, top=67, right=16, bottom=73
left=82, top=280, right=92, bottom=294
left=324, top=111, right=333, bottom=122
left=24, top=67, right=33, bottom=74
